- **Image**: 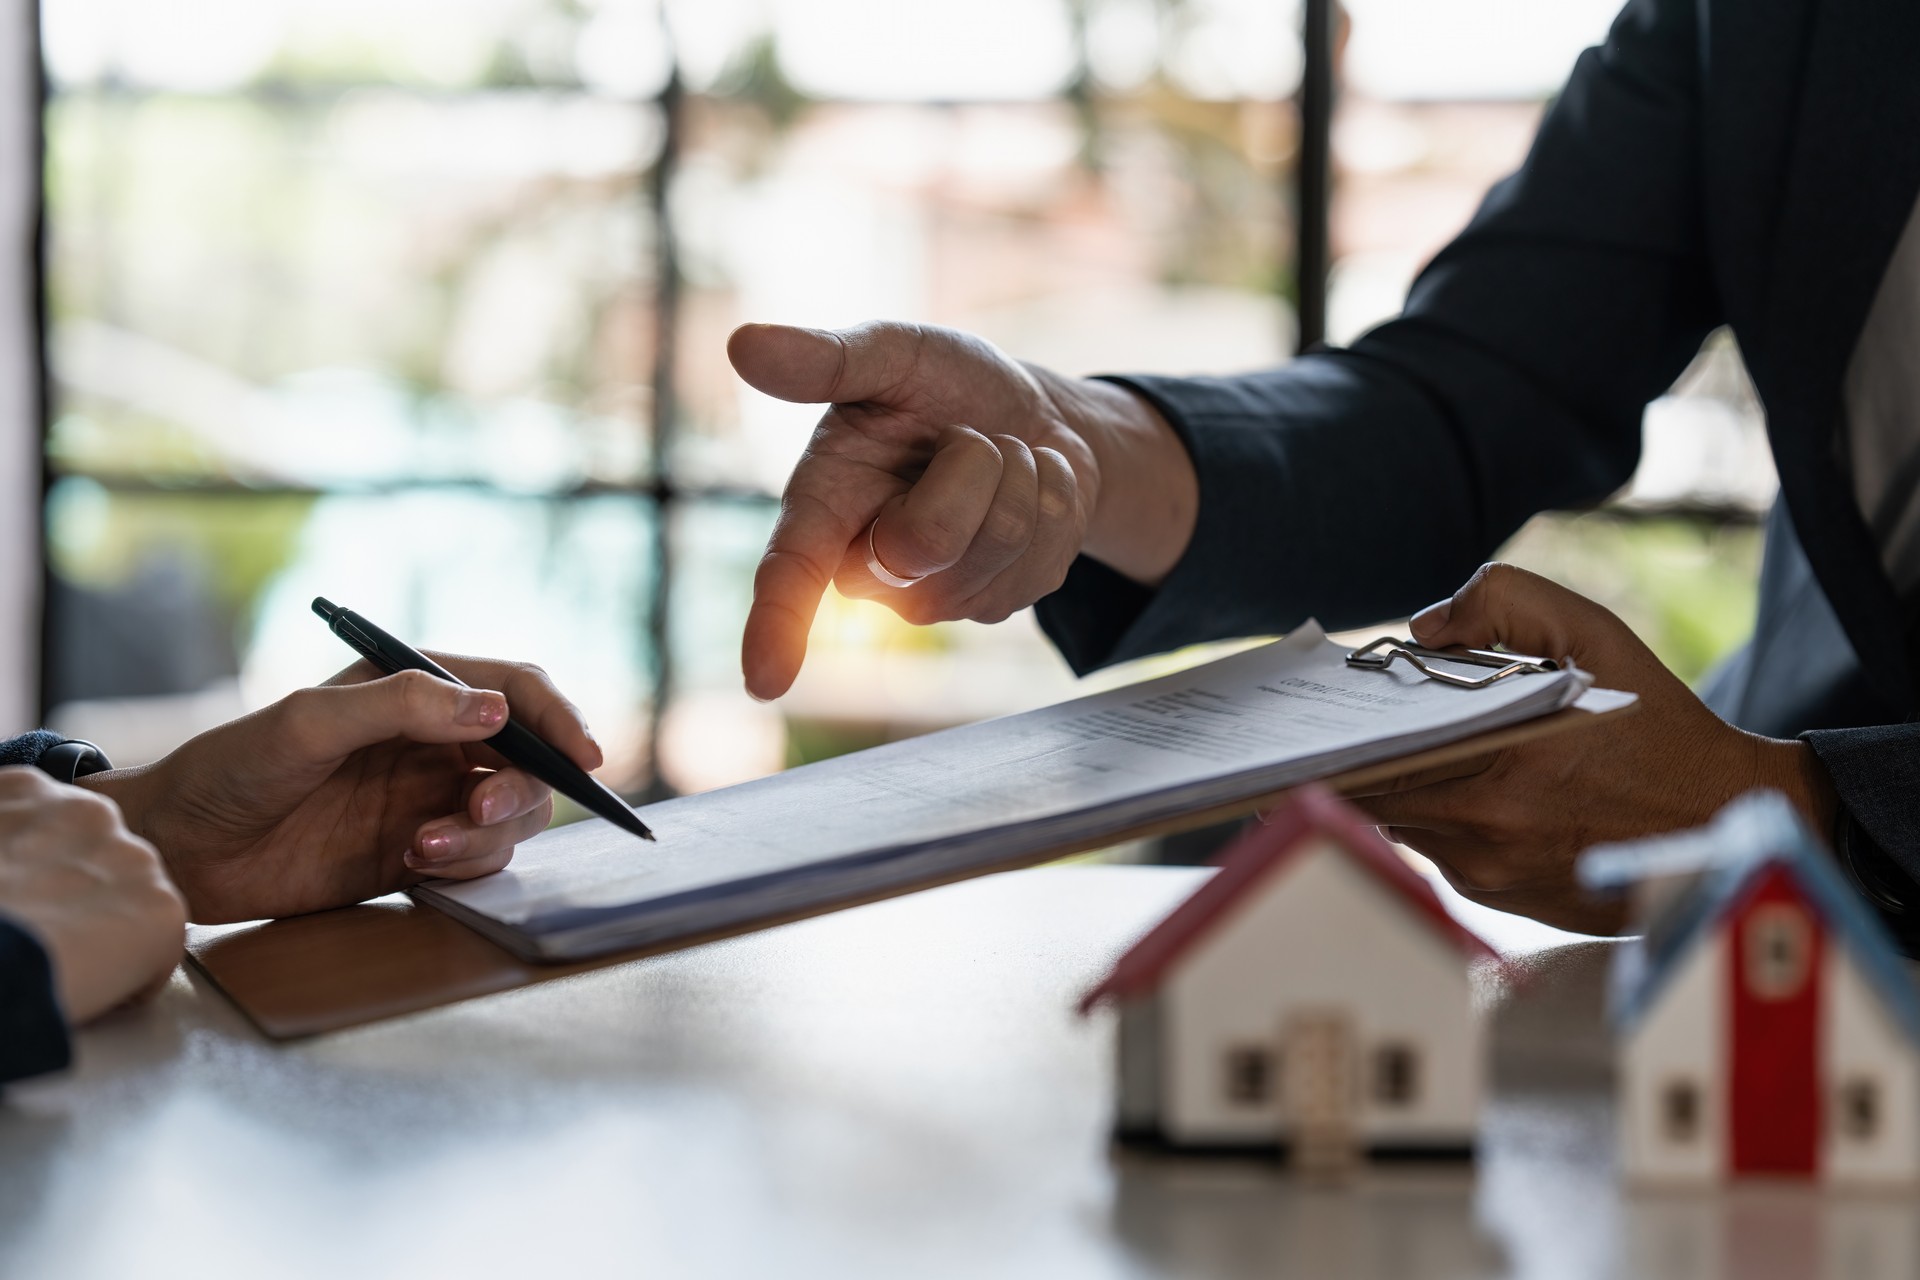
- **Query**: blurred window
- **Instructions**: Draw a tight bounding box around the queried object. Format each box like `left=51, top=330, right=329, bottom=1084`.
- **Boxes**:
left=36, top=0, right=1771, bottom=805
left=38, top=0, right=1305, bottom=797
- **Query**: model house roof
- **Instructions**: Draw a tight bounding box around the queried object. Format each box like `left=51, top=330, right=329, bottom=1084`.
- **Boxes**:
left=1580, top=790, right=1920, bottom=1044
left=1078, top=784, right=1498, bottom=1014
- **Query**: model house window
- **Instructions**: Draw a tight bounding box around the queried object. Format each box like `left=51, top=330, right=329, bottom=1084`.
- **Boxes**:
left=1839, top=1077, right=1881, bottom=1141
left=1224, top=1047, right=1274, bottom=1105
left=1371, top=1043, right=1420, bottom=1107
left=1744, top=902, right=1814, bottom=1000
left=1662, top=1079, right=1701, bottom=1143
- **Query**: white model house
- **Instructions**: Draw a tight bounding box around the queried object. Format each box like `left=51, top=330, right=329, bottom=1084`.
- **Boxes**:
left=1079, top=784, right=1496, bottom=1168
left=1580, top=791, right=1920, bottom=1188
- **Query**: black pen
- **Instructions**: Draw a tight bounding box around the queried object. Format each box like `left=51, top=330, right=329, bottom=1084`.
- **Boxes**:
left=311, top=597, right=655, bottom=842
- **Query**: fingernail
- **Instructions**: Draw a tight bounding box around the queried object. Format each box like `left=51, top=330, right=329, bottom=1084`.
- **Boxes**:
left=409, top=826, right=466, bottom=867
left=455, top=690, right=507, bottom=728
left=1410, top=598, right=1452, bottom=641
left=480, top=787, right=514, bottom=825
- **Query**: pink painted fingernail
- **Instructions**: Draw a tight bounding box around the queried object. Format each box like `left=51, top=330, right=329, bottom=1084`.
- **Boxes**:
left=480, top=788, right=511, bottom=825
left=455, top=690, right=507, bottom=728
left=410, top=827, right=466, bottom=866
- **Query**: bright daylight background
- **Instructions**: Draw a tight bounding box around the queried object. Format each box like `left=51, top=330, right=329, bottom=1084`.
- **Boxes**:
left=37, top=0, right=1773, bottom=819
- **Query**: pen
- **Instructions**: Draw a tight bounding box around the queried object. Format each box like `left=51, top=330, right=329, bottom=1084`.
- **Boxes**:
left=311, top=597, right=656, bottom=842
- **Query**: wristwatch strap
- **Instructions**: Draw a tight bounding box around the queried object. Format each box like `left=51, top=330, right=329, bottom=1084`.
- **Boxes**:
left=34, top=739, right=113, bottom=785
left=1837, top=809, right=1909, bottom=917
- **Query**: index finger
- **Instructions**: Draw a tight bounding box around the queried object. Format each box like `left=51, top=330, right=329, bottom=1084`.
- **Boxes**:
left=319, top=649, right=603, bottom=770
left=744, top=454, right=900, bottom=701
left=425, top=653, right=602, bottom=771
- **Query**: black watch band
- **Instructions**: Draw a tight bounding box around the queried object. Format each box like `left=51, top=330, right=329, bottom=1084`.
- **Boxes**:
left=35, top=739, right=113, bottom=785
left=1836, top=810, right=1909, bottom=917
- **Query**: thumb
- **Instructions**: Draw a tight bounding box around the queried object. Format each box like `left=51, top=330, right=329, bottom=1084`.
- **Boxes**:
left=1408, top=562, right=1613, bottom=665
left=727, top=320, right=922, bottom=406
left=269, top=670, right=509, bottom=764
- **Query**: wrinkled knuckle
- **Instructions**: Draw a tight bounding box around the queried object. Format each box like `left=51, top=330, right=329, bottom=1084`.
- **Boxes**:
left=0, top=765, right=53, bottom=799
left=900, top=518, right=971, bottom=570
left=391, top=668, right=442, bottom=711
left=989, top=433, right=1034, bottom=464
left=758, top=546, right=831, bottom=597
left=979, top=503, right=1037, bottom=554
left=956, top=428, right=1002, bottom=462
left=1472, top=561, right=1519, bottom=597
left=1033, top=460, right=1077, bottom=520
left=511, top=659, right=552, bottom=685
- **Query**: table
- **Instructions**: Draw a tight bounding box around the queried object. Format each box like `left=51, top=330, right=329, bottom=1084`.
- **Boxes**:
left=2, top=866, right=1913, bottom=1280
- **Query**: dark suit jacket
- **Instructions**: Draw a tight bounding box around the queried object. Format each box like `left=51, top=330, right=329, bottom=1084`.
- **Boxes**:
left=1038, top=0, right=1920, bottom=892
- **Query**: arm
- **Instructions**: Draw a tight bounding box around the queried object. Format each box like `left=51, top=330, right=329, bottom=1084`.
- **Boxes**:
left=1343, top=565, right=1837, bottom=934
left=1043, top=0, right=1721, bottom=669
left=78, top=656, right=603, bottom=924
left=0, top=762, right=186, bottom=1084
left=1804, top=728, right=1920, bottom=945
left=728, top=0, right=1720, bottom=694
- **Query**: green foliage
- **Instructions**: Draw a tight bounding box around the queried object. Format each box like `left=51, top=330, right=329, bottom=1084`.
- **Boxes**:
left=1499, top=512, right=1765, bottom=686
left=47, top=482, right=315, bottom=619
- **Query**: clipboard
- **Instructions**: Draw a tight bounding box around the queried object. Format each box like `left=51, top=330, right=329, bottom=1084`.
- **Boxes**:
left=184, top=671, right=1633, bottom=1041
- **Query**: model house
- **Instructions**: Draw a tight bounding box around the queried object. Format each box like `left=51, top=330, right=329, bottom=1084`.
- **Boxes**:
left=1079, top=784, right=1496, bottom=1170
left=1580, top=791, right=1920, bottom=1188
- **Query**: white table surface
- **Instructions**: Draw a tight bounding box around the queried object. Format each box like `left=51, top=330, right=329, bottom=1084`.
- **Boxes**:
left=2, top=864, right=1914, bottom=1280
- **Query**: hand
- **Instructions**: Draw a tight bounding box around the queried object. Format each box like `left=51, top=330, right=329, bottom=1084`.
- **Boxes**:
left=81, top=657, right=603, bottom=924
left=0, top=768, right=186, bottom=1022
left=727, top=320, right=1197, bottom=699
left=1345, top=564, right=1838, bottom=935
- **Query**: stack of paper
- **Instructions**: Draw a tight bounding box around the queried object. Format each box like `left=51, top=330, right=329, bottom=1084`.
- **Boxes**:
left=418, top=624, right=1622, bottom=960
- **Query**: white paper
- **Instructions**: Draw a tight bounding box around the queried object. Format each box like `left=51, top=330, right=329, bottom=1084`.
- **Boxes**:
left=418, top=623, right=1616, bottom=959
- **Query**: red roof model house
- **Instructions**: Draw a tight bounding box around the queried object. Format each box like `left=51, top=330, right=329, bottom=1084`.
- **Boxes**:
left=1081, top=785, right=1496, bottom=1171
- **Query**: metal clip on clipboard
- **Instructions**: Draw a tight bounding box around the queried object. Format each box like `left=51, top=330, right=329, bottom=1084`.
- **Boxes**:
left=1344, top=636, right=1559, bottom=689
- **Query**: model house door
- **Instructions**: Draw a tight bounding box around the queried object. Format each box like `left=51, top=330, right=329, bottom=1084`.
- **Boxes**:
left=1283, top=1008, right=1357, bottom=1176
left=1729, top=867, right=1823, bottom=1176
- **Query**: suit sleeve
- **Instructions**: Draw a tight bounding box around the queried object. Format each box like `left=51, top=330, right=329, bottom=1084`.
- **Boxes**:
left=0, top=916, right=71, bottom=1085
left=1037, top=0, right=1723, bottom=673
left=1805, top=727, right=1920, bottom=926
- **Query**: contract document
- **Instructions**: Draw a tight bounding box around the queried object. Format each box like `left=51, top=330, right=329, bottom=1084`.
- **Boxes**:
left=417, top=623, right=1626, bottom=960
